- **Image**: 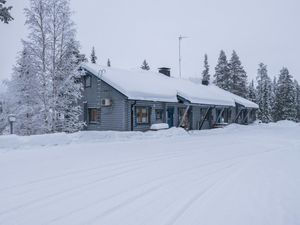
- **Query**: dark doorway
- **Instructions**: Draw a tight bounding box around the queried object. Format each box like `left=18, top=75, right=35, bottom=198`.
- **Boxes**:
left=167, top=107, right=174, bottom=127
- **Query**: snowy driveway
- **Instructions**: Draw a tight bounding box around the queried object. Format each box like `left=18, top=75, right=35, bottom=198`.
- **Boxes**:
left=0, top=122, right=299, bottom=225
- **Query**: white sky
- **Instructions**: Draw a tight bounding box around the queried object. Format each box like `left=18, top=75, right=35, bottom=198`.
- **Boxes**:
left=0, top=0, right=299, bottom=82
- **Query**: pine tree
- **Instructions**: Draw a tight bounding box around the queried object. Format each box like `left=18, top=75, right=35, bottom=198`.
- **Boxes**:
left=247, top=80, right=257, bottom=103
left=107, top=58, right=111, bottom=67
left=213, top=50, right=230, bottom=90
left=294, top=80, right=300, bottom=122
left=228, top=50, right=248, bottom=98
left=141, top=60, right=150, bottom=70
left=90, top=46, right=97, bottom=64
left=256, top=63, right=272, bottom=123
left=0, top=0, right=13, bottom=24
left=201, top=54, right=210, bottom=85
left=273, top=67, right=297, bottom=121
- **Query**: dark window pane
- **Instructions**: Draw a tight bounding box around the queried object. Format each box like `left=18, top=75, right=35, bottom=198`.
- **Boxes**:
left=88, top=108, right=99, bottom=123
left=85, top=76, right=91, bottom=88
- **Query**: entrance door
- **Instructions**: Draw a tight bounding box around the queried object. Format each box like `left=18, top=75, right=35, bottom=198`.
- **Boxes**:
left=167, top=107, right=174, bottom=127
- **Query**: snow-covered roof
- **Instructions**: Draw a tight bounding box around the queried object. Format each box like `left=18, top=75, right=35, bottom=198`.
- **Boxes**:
left=206, top=86, right=259, bottom=108
left=81, top=63, right=258, bottom=108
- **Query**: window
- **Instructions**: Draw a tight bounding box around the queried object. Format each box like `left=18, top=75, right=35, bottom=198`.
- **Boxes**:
left=136, top=107, right=150, bottom=124
left=88, top=108, right=99, bottom=123
left=155, top=109, right=163, bottom=123
left=84, top=75, right=91, bottom=88
left=222, top=109, right=229, bottom=123
left=178, top=107, right=190, bottom=129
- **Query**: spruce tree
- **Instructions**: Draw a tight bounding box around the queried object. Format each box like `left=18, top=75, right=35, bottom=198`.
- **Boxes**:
left=90, top=46, right=97, bottom=64
left=0, top=0, right=13, bottom=24
left=107, top=58, right=111, bottom=67
left=271, top=76, right=278, bottom=120
left=273, top=67, right=297, bottom=121
left=141, top=60, right=150, bottom=70
left=256, top=63, right=272, bottom=123
left=294, top=80, right=300, bottom=121
left=201, top=54, right=210, bottom=84
left=213, top=50, right=230, bottom=90
left=247, top=79, right=257, bottom=103
left=228, top=50, right=248, bottom=98
left=6, top=45, right=41, bottom=135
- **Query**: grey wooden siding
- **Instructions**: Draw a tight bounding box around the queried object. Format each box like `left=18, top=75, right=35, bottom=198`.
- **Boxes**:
left=80, top=72, right=257, bottom=132
left=82, top=73, right=128, bottom=131
left=129, top=101, right=166, bottom=132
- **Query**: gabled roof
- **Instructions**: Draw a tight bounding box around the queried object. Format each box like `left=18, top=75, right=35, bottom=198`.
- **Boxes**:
left=81, top=63, right=258, bottom=109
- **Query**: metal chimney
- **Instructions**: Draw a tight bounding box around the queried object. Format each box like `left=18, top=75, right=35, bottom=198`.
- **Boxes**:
left=158, top=67, right=171, bottom=77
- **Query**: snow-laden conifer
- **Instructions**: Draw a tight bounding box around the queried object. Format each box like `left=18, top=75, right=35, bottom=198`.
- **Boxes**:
left=256, top=63, right=272, bottom=123
left=228, top=50, right=248, bottom=98
left=201, top=54, right=210, bottom=84
left=141, top=60, right=150, bottom=70
left=90, top=47, right=97, bottom=64
left=273, top=67, right=296, bottom=121
left=213, top=50, right=230, bottom=90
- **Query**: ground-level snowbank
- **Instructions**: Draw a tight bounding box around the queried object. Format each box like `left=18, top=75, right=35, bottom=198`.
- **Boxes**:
left=0, top=121, right=298, bottom=151
left=0, top=121, right=299, bottom=225
left=0, top=127, right=189, bottom=150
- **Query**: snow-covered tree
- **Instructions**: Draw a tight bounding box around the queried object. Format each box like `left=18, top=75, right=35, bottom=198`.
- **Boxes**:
left=0, top=0, right=13, bottom=24
left=271, top=76, right=278, bottom=120
left=46, top=0, right=84, bottom=132
left=6, top=45, right=41, bottom=135
left=141, top=60, right=150, bottom=70
left=294, top=80, right=300, bottom=122
left=213, top=50, right=230, bottom=90
left=247, top=79, right=257, bottom=103
left=0, top=81, right=9, bottom=134
left=273, top=67, right=296, bottom=121
left=90, top=46, right=97, bottom=64
left=201, top=54, right=210, bottom=85
left=17, top=0, right=84, bottom=134
left=107, top=58, right=111, bottom=67
left=256, top=63, right=272, bottom=123
left=228, top=50, right=248, bottom=98
left=24, top=0, right=51, bottom=133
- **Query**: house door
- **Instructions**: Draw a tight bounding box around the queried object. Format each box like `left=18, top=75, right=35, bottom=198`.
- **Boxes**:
left=167, top=107, right=174, bottom=127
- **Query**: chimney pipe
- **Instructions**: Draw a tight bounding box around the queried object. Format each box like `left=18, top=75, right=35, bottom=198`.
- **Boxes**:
left=158, top=67, right=171, bottom=77
left=202, top=80, right=209, bottom=86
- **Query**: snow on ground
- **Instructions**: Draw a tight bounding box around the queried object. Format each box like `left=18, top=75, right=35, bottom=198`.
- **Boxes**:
left=0, top=121, right=300, bottom=225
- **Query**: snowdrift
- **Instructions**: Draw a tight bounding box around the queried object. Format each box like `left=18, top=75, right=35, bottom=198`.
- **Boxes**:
left=0, top=127, right=189, bottom=150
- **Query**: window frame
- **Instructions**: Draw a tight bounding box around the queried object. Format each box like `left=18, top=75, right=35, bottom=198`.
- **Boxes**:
left=155, top=109, right=164, bottom=123
left=135, top=106, right=150, bottom=125
left=84, top=75, right=92, bottom=88
left=88, top=108, right=100, bottom=124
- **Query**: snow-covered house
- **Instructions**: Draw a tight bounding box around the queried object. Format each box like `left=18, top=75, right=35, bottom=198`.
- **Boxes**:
left=79, top=63, right=258, bottom=131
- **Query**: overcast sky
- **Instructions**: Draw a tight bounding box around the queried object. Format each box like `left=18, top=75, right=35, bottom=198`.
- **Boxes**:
left=0, top=0, right=299, bottom=83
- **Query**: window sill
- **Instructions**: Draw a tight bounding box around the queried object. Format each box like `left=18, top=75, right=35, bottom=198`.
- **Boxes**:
left=136, top=123, right=150, bottom=126
left=89, top=122, right=99, bottom=124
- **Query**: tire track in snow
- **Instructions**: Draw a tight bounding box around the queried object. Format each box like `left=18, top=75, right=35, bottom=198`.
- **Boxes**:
left=45, top=159, right=245, bottom=225
left=78, top=163, right=239, bottom=225
left=0, top=149, right=204, bottom=217
left=161, top=148, right=284, bottom=225
left=0, top=145, right=282, bottom=223
left=0, top=149, right=194, bottom=191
